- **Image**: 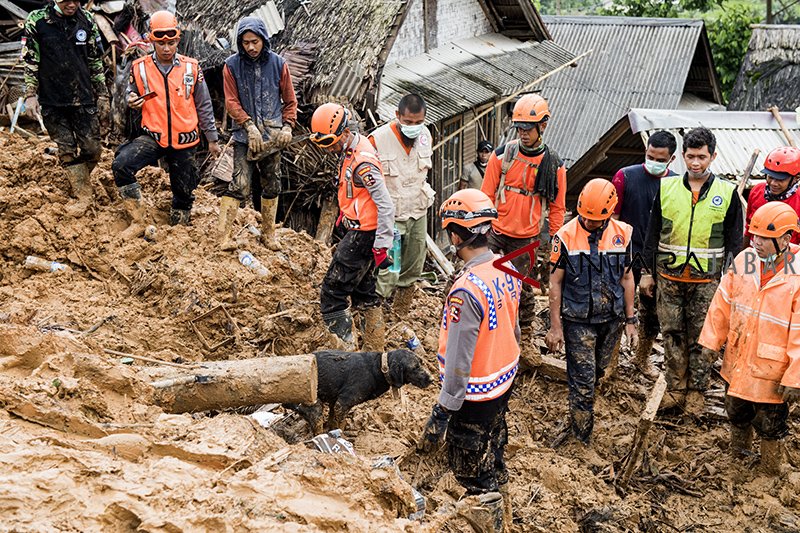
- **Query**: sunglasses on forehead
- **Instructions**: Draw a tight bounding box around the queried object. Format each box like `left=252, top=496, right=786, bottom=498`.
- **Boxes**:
left=151, top=29, right=180, bottom=41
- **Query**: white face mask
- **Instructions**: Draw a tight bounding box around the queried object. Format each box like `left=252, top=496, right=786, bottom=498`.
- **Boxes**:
left=644, top=159, right=669, bottom=176
left=758, top=254, right=777, bottom=264
left=400, top=123, right=424, bottom=139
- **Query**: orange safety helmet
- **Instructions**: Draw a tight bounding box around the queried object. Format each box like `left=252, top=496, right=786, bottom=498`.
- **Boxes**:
left=763, top=147, right=800, bottom=180
left=149, top=11, right=180, bottom=42
left=512, top=94, right=550, bottom=129
left=749, top=201, right=800, bottom=238
left=310, top=103, right=349, bottom=148
left=577, top=178, right=617, bottom=221
left=440, top=189, right=498, bottom=231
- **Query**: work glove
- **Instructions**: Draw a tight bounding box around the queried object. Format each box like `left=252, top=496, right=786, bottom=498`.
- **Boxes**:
left=24, top=95, right=40, bottom=119
left=781, top=386, right=800, bottom=403
left=97, top=95, right=111, bottom=136
left=372, top=247, right=392, bottom=269
left=418, top=403, right=450, bottom=453
left=245, top=120, right=265, bottom=155
left=276, top=124, right=293, bottom=148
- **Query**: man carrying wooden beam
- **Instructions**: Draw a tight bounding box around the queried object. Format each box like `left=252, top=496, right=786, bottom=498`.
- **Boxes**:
left=545, top=179, right=638, bottom=444
left=218, top=16, right=298, bottom=252
left=641, top=127, right=743, bottom=415
left=23, top=0, right=110, bottom=216
left=700, top=202, right=800, bottom=475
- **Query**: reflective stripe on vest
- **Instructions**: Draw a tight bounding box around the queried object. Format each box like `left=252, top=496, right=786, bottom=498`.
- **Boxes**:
left=658, top=176, right=734, bottom=275
left=138, top=61, right=150, bottom=95
left=437, top=257, right=521, bottom=402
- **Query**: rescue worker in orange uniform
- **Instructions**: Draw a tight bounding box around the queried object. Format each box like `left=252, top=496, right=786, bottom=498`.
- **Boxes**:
left=745, top=147, right=800, bottom=245
left=481, top=94, right=566, bottom=324
left=310, top=103, right=395, bottom=350
left=419, top=189, right=521, bottom=532
left=112, top=11, right=221, bottom=237
left=700, top=202, right=800, bottom=475
left=546, top=179, right=638, bottom=444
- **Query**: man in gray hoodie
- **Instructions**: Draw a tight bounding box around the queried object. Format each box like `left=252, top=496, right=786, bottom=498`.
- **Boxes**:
left=219, top=17, right=298, bottom=251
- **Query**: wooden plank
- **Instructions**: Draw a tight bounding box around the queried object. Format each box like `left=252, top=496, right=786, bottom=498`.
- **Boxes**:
left=618, top=373, right=667, bottom=488
left=314, top=196, right=337, bottom=245
left=532, top=354, right=567, bottom=382
left=426, top=233, right=455, bottom=278
left=0, top=0, right=28, bottom=20
left=94, top=13, right=119, bottom=44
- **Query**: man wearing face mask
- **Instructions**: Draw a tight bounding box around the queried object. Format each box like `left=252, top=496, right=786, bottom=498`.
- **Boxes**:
left=368, top=94, right=435, bottom=315
left=700, top=202, right=800, bottom=475
left=419, top=189, right=520, bottom=533
left=112, top=11, right=220, bottom=237
left=745, top=147, right=800, bottom=245
left=310, top=103, right=395, bottom=350
left=23, top=0, right=109, bottom=217
left=546, top=179, right=637, bottom=444
left=481, top=94, right=567, bottom=326
left=460, top=140, right=494, bottom=190
left=641, top=127, right=743, bottom=415
left=611, top=131, right=678, bottom=380
left=218, top=16, right=298, bottom=252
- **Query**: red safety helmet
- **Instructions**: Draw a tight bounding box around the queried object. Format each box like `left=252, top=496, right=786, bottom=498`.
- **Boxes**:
left=149, top=11, right=180, bottom=42
left=763, top=146, right=800, bottom=180
left=577, top=178, right=617, bottom=221
left=440, top=189, right=497, bottom=231
left=749, top=201, right=800, bottom=238
left=310, top=103, right=349, bottom=148
left=512, top=94, right=550, bottom=130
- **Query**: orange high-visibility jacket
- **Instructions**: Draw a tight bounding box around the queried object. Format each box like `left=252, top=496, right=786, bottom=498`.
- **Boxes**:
left=699, top=244, right=800, bottom=403
left=132, top=54, right=200, bottom=149
left=337, top=134, right=382, bottom=231
left=480, top=142, right=567, bottom=239
left=437, top=257, right=521, bottom=402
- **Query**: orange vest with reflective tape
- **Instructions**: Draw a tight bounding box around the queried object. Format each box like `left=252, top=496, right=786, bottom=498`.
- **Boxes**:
left=437, top=256, right=521, bottom=402
left=337, top=134, right=381, bottom=231
left=132, top=54, right=200, bottom=150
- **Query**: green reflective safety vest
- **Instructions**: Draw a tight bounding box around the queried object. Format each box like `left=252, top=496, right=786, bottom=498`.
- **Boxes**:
left=658, top=175, right=735, bottom=277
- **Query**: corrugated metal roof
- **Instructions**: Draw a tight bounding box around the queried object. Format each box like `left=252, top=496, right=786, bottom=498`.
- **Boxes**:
left=378, top=34, right=576, bottom=123
left=629, top=108, right=800, bottom=178
left=538, top=16, right=708, bottom=168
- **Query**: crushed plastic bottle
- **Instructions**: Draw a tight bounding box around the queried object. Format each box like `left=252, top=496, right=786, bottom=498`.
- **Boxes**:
left=23, top=256, right=71, bottom=273
left=400, top=325, right=420, bottom=350
left=389, top=227, right=401, bottom=273
left=238, top=250, right=269, bottom=277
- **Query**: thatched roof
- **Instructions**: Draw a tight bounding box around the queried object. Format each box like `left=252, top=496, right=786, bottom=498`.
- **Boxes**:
left=728, top=24, right=800, bottom=112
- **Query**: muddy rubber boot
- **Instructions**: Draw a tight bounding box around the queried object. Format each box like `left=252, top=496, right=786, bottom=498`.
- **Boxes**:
left=730, top=425, right=753, bottom=458
left=498, top=484, right=513, bottom=532
left=64, top=162, right=94, bottom=216
left=633, top=333, right=659, bottom=380
left=760, top=439, right=784, bottom=476
left=456, top=492, right=504, bottom=533
left=218, top=196, right=239, bottom=251
left=260, top=197, right=282, bottom=251
left=117, top=184, right=146, bottom=240
left=361, top=305, right=385, bottom=352
left=169, top=208, right=191, bottom=226
left=684, top=390, right=706, bottom=417
left=658, top=390, right=686, bottom=412
left=323, top=309, right=355, bottom=349
left=392, top=285, right=415, bottom=316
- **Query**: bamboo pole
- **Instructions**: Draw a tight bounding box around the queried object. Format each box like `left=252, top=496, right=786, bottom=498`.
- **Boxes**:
left=769, top=106, right=797, bottom=147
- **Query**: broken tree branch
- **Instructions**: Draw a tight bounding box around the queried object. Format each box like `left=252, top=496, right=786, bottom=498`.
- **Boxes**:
left=618, top=372, right=667, bottom=488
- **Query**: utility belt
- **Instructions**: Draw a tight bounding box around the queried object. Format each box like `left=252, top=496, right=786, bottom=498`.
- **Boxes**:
left=502, top=185, right=535, bottom=197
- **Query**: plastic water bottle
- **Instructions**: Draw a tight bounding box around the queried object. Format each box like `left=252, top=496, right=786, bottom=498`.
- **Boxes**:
left=238, top=250, right=269, bottom=277
left=400, top=325, right=420, bottom=350
left=389, top=227, right=402, bottom=273
left=24, top=256, right=71, bottom=273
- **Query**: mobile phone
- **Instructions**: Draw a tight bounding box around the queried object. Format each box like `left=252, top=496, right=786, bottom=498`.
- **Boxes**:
left=141, top=91, right=158, bottom=101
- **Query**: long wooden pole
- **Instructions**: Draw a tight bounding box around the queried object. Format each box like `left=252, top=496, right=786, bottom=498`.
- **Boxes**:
left=431, top=49, right=594, bottom=152
left=769, top=106, right=797, bottom=147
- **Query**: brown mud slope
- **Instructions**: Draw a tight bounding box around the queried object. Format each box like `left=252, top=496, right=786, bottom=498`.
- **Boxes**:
left=1, top=131, right=800, bottom=531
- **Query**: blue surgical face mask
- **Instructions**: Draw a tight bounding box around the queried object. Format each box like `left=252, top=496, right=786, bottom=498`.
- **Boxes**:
left=400, top=123, right=424, bottom=139
left=644, top=159, right=669, bottom=176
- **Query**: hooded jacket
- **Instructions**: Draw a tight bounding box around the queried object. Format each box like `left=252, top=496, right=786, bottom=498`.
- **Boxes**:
left=223, top=17, right=297, bottom=144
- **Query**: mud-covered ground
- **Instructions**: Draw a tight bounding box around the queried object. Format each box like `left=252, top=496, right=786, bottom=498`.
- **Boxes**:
left=1, top=132, right=800, bottom=532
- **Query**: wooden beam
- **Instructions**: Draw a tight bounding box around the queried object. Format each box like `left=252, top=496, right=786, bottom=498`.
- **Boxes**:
left=618, top=373, right=667, bottom=488
left=606, top=147, right=645, bottom=157
left=0, top=0, right=28, bottom=20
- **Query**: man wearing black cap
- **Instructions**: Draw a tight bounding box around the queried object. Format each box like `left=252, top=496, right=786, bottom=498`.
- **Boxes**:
left=460, top=140, right=493, bottom=190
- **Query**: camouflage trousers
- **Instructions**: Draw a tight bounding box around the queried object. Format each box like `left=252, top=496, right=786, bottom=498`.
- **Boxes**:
left=725, top=392, right=789, bottom=441
left=446, top=387, right=512, bottom=494
left=656, top=277, right=718, bottom=392
left=564, top=319, right=623, bottom=443
left=487, top=230, right=537, bottom=326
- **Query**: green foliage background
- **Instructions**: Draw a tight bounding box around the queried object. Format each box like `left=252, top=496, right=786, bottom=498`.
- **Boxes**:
left=534, top=0, right=798, bottom=102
